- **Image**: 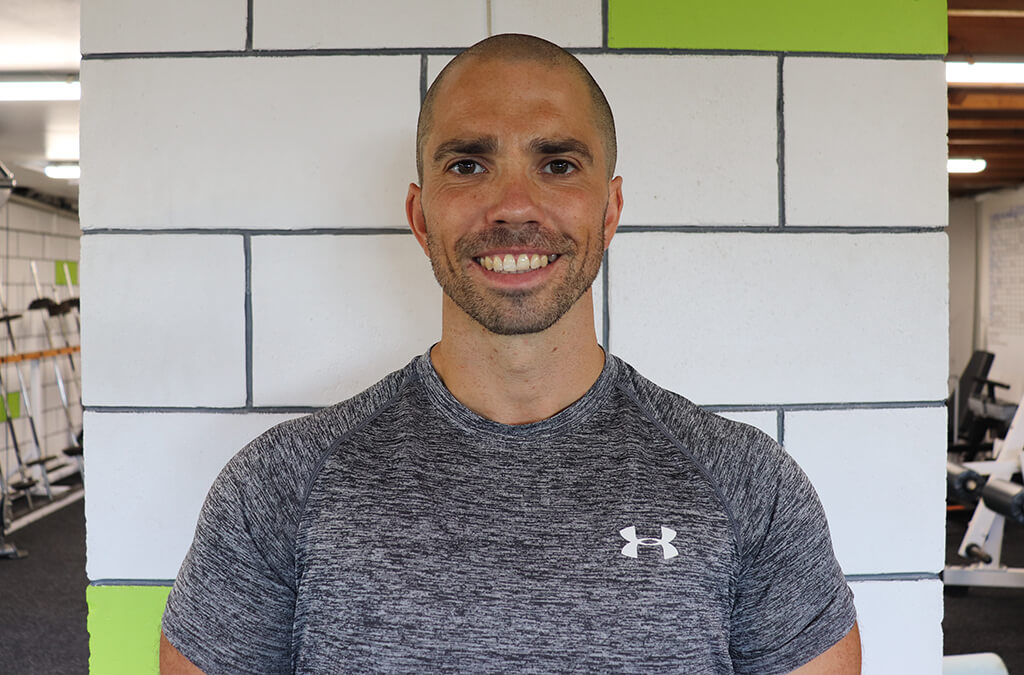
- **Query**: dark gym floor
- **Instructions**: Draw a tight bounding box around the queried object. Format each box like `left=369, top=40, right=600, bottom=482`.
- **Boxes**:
left=0, top=497, right=1021, bottom=673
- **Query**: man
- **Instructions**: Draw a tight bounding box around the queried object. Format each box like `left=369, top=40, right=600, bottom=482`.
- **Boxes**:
left=161, top=34, right=860, bottom=673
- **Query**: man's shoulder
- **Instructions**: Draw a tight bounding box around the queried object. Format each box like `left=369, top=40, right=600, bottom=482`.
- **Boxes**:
left=611, top=356, right=780, bottom=463
left=222, top=356, right=423, bottom=486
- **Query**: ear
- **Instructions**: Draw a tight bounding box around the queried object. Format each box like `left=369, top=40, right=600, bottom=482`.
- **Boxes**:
left=603, top=176, right=624, bottom=250
left=405, top=183, right=431, bottom=257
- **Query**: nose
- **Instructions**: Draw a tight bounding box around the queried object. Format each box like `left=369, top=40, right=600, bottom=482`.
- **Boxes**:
left=486, top=169, right=543, bottom=227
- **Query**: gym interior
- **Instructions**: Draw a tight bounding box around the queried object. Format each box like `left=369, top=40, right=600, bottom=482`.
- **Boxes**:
left=1, top=2, right=1023, bottom=673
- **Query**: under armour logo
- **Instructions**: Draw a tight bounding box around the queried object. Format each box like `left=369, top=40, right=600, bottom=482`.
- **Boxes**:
left=619, top=526, right=679, bottom=559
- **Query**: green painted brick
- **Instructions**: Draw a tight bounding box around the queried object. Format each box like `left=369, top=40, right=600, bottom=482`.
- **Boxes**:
left=56, top=260, right=79, bottom=286
left=0, top=392, right=20, bottom=422
left=608, top=0, right=947, bottom=54
left=87, top=585, right=171, bottom=674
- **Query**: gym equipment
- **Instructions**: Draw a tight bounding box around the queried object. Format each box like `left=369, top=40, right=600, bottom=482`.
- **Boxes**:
left=0, top=288, right=66, bottom=493
left=0, top=491, right=27, bottom=559
left=945, top=380, right=1024, bottom=588
left=948, top=351, right=1015, bottom=461
left=23, top=263, right=80, bottom=452
left=942, top=652, right=1009, bottom=675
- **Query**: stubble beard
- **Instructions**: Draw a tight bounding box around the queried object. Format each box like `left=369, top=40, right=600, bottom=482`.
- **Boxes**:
left=425, top=220, right=605, bottom=336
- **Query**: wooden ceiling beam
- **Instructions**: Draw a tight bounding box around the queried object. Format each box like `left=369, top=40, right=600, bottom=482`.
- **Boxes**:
left=949, top=0, right=1024, bottom=14
left=949, top=129, right=1024, bottom=143
left=949, top=91, right=1024, bottom=109
left=947, top=143, right=1024, bottom=157
left=948, top=16, right=1024, bottom=56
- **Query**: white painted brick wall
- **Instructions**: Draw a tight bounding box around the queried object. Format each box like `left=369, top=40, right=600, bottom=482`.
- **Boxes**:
left=81, top=0, right=247, bottom=53
left=253, top=0, right=487, bottom=49
left=785, top=58, right=948, bottom=228
left=785, top=408, right=947, bottom=575
left=582, top=55, right=779, bottom=226
left=84, top=411, right=299, bottom=580
left=81, top=234, right=245, bottom=406
left=79, top=4, right=949, bottom=670
left=715, top=410, right=778, bottom=441
left=80, top=56, right=420, bottom=230
left=850, top=579, right=943, bottom=675
left=490, top=0, right=604, bottom=47
left=609, top=232, right=948, bottom=405
left=251, top=234, right=442, bottom=406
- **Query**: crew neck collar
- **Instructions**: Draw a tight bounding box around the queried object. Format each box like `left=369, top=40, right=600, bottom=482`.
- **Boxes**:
left=413, top=347, right=619, bottom=440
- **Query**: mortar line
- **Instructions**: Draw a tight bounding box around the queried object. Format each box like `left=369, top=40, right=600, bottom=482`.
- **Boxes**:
left=245, top=0, right=254, bottom=51
left=419, top=54, right=428, bottom=104
left=601, top=0, right=610, bottom=49
left=82, top=227, right=412, bottom=236
left=777, top=54, right=786, bottom=227
left=243, top=235, right=253, bottom=407
left=81, top=49, right=946, bottom=61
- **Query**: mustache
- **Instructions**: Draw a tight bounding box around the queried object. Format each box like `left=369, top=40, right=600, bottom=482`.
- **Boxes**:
left=453, top=224, right=575, bottom=257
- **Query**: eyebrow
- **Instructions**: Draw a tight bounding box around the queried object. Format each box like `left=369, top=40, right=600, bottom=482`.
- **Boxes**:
left=530, top=137, right=594, bottom=165
left=432, top=137, right=498, bottom=164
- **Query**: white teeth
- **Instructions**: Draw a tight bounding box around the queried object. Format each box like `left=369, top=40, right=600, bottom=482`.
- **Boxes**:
left=475, top=253, right=556, bottom=274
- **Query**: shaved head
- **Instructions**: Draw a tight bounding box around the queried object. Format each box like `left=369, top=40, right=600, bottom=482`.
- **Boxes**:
left=416, top=33, right=616, bottom=183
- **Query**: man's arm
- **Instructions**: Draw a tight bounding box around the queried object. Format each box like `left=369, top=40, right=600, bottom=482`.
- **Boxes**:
left=790, top=622, right=861, bottom=675
left=160, top=631, right=206, bottom=675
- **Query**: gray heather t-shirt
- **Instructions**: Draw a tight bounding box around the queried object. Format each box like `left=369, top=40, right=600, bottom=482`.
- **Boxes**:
left=163, top=353, right=856, bottom=674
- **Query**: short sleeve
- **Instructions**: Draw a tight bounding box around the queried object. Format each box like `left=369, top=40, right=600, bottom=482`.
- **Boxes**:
left=162, top=461, right=297, bottom=674
left=728, top=452, right=857, bottom=674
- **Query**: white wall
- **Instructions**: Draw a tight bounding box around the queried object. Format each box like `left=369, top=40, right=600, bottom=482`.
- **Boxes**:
left=975, top=185, right=1024, bottom=402
left=948, top=198, right=978, bottom=390
left=80, top=3, right=948, bottom=672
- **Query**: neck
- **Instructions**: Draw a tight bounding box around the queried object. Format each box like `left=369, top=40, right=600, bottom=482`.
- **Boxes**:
left=430, top=292, right=606, bottom=425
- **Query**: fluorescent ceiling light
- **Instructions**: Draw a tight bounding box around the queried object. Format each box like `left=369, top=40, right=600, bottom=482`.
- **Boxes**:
left=0, top=81, right=80, bottom=102
left=946, top=62, right=1024, bottom=85
left=44, top=163, right=80, bottom=180
left=948, top=158, right=987, bottom=174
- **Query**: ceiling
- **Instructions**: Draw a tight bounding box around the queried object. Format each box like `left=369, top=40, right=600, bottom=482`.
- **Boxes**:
left=948, top=0, right=1024, bottom=197
left=0, top=0, right=80, bottom=206
left=2, top=2, right=1023, bottom=207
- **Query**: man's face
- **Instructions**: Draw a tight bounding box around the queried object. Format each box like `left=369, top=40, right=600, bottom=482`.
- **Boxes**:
left=407, top=57, right=622, bottom=336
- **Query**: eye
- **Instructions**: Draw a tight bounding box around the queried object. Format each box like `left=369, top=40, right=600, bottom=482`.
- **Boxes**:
left=543, top=160, right=576, bottom=175
left=449, top=160, right=485, bottom=175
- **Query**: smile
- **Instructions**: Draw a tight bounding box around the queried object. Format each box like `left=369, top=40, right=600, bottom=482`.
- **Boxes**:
left=475, top=253, right=559, bottom=274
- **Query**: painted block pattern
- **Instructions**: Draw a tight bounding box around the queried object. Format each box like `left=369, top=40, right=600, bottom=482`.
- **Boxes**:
left=785, top=58, right=948, bottom=228
left=81, top=235, right=246, bottom=407
left=608, top=0, right=947, bottom=54
left=88, top=585, right=170, bottom=675
left=80, top=56, right=419, bottom=230
left=490, top=0, right=603, bottom=47
left=251, top=235, right=442, bottom=406
left=714, top=410, right=778, bottom=441
left=849, top=579, right=943, bottom=674
left=81, top=0, right=246, bottom=53
left=609, top=232, right=948, bottom=405
left=84, top=411, right=299, bottom=580
left=252, top=0, right=487, bottom=49
left=784, top=408, right=947, bottom=575
left=581, top=55, right=778, bottom=226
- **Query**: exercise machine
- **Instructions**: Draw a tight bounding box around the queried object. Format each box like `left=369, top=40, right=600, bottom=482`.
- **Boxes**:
left=945, top=385, right=1024, bottom=588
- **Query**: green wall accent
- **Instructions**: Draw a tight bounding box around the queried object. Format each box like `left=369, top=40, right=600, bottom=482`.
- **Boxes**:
left=0, top=391, right=20, bottom=421
left=87, top=585, right=171, bottom=674
left=55, top=260, right=79, bottom=286
left=608, top=0, right=947, bottom=54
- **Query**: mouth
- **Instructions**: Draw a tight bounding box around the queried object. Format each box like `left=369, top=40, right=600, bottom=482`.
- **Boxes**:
left=474, top=253, right=560, bottom=274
